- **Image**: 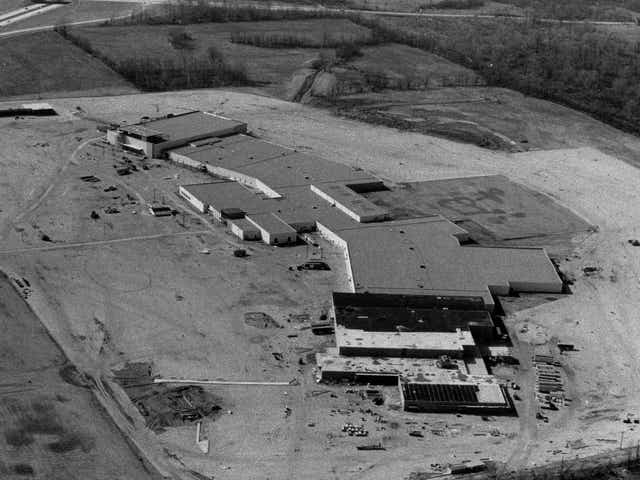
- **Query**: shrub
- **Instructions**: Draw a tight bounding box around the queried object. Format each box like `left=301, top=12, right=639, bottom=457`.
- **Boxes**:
left=168, top=28, right=196, bottom=51
left=335, top=43, right=363, bottom=61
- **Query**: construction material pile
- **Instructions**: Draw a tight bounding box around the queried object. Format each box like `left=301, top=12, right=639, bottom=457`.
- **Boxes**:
left=113, top=362, right=222, bottom=433
left=533, top=354, right=568, bottom=411
left=342, top=423, right=368, bottom=437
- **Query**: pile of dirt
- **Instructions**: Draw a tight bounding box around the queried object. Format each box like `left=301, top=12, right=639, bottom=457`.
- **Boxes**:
left=113, top=362, right=222, bottom=432
left=244, top=312, right=281, bottom=329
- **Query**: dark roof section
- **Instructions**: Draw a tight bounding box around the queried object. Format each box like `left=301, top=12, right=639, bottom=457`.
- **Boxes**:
left=332, top=292, right=486, bottom=311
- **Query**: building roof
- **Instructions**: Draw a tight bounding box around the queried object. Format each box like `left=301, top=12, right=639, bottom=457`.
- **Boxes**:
left=246, top=212, right=297, bottom=235
left=332, top=292, right=487, bottom=311
left=311, top=182, right=389, bottom=220
left=172, top=134, right=292, bottom=167
left=182, top=183, right=360, bottom=232
left=181, top=181, right=266, bottom=213
left=336, top=325, right=476, bottom=353
left=400, top=382, right=509, bottom=406
left=240, top=153, right=375, bottom=189
left=327, top=216, right=563, bottom=307
left=317, top=349, right=493, bottom=383
left=333, top=300, right=493, bottom=332
left=120, top=111, right=246, bottom=141
left=229, top=218, right=260, bottom=232
left=173, top=134, right=377, bottom=190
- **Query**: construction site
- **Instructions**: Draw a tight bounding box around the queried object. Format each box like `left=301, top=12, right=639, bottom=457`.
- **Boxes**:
left=2, top=90, right=640, bottom=480
left=104, top=109, right=568, bottom=418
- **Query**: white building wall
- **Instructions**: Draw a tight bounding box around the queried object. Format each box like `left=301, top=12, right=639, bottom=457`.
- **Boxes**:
left=230, top=222, right=260, bottom=241
left=316, top=222, right=355, bottom=292
left=168, top=151, right=204, bottom=169
left=106, top=130, right=153, bottom=156
left=178, top=186, right=207, bottom=213
left=204, top=164, right=281, bottom=198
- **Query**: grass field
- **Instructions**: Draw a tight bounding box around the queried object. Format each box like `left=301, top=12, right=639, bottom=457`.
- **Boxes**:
left=68, top=19, right=370, bottom=90
left=348, top=43, right=483, bottom=89
left=0, top=31, right=136, bottom=98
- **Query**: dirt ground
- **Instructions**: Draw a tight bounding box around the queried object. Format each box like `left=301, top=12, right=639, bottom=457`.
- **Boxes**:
left=1, top=89, right=640, bottom=478
left=333, top=87, right=640, bottom=159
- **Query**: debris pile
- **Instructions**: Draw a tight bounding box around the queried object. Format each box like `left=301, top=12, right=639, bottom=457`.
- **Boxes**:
left=113, top=362, right=222, bottom=433
left=533, top=355, right=568, bottom=411
left=342, top=422, right=368, bottom=437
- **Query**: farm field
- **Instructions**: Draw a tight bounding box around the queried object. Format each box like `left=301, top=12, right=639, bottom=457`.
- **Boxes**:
left=68, top=20, right=480, bottom=97
left=0, top=30, right=136, bottom=99
left=68, top=20, right=368, bottom=92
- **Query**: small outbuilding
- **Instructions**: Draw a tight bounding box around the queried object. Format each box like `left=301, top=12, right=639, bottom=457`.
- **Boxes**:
left=246, top=213, right=297, bottom=245
left=229, top=218, right=261, bottom=241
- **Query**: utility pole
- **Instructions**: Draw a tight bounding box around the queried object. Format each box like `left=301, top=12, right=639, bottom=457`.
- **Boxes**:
left=620, top=431, right=625, bottom=450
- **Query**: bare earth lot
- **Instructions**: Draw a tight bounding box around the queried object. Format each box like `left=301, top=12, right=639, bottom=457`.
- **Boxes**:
left=1, top=90, right=640, bottom=478
left=334, top=87, right=640, bottom=160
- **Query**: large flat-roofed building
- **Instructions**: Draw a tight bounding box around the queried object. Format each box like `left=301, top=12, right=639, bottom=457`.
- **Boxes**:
left=316, top=347, right=483, bottom=383
left=400, top=382, right=514, bottom=415
left=170, top=134, right=382, bottom=196
left=107, top=111, right=247, bottom=157
left=332, top=292, right=495, bottom=342
left=179, top=181, right=267, bottom=218
left=169, top=134, right=293, bottom=170
left=310, top=183, right=389, bottom=223
left=336, top=326, right=477, bottom=358
left=319, top=216, right=563, bottom=311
